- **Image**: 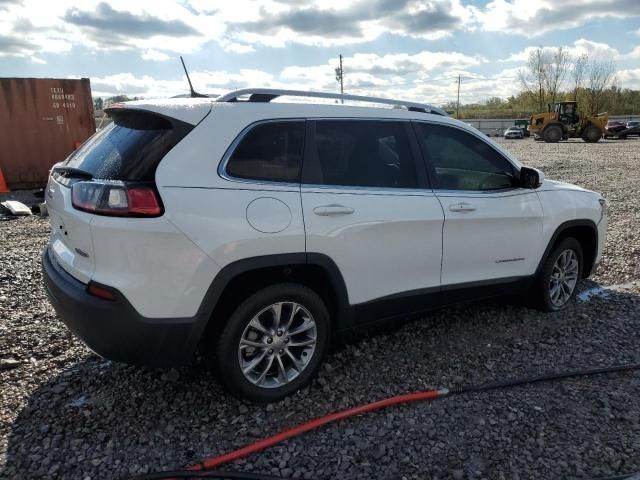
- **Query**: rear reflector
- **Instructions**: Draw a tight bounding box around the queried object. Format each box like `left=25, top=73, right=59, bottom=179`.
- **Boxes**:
left=87, top=283, right=115, bottom=301
left=71, top=181, right=162, bottom=217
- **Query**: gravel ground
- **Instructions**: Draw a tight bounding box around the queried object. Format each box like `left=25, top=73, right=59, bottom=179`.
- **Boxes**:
left=1, top=138, right=640, bottom=480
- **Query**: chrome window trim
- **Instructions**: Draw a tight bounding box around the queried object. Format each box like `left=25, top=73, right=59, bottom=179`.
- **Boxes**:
left=301, top=183, right=435, bottom=196
left=309, top=117, right=411, bottom=122
left=433, top=188, right=533, bottom=198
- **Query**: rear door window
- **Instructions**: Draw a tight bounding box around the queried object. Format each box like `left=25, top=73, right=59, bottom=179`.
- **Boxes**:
left=307, top=120, right=419, bottom=189
left=62, top=110, right=191, bottom=181
left=225, top=121, right=305, bottom=183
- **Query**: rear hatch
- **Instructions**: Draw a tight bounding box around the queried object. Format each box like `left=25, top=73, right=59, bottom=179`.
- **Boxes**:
left=46, top=107, right=197, bottom=283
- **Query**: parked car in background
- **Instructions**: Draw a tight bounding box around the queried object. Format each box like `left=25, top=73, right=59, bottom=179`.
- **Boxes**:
left=604, top=120, right=627, bottom=138
left=626, top=121, right=640, bottom=136
left=504, top=126, right=524, bottom=139
left=608, top=121, right=640, bottom=139
left=42, top=88, right=607, bottom=402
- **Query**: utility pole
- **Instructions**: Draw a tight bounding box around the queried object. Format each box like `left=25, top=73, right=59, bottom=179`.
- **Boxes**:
left=456, top=74, right=461, bottom=119
left=335, top=54, right=344, bottom=104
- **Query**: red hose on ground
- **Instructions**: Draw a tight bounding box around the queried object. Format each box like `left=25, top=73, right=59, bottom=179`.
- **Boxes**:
left=190, top=388, right=449, bottom=472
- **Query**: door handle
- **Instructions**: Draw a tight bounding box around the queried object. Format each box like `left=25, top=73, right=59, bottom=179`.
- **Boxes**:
left=448, top=202, right=476, bottom=213
left=313, top=204, right=355, bottom=216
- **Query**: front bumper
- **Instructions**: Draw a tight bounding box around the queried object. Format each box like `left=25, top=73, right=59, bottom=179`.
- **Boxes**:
left=592, top=206, right=608, bottom=276
left=42, top=247, right=200, bottom=367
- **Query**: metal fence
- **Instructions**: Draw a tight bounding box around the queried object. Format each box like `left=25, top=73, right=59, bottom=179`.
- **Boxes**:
left=463, top=116, right=640, bottom=136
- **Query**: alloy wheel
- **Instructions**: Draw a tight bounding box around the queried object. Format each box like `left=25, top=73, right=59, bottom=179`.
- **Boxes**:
left=238, top=302, right=317, bottom=388
left=549, top=249, right=579, bottom=307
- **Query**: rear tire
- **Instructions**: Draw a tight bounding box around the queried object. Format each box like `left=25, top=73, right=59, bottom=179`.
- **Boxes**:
left=543, top=125, right=562, bottom=143
left=211, top=283, right=330, bottom=402
left=532, top=237, right=583, bottom=312
left=582, top=124, right=602, bottom=143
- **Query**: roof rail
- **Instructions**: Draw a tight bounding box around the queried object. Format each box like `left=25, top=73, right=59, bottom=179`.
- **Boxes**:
left=215, top=88, right=448, bottom=117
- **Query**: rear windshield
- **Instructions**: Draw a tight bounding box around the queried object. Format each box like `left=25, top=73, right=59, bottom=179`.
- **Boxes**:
left=62, top=110, right=192, bottom=181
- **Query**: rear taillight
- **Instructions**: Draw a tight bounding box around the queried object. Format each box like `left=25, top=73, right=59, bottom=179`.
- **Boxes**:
left=71, top=181, right=162, bottom=217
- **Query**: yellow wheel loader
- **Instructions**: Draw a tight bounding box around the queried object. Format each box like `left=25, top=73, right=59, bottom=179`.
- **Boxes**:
left=528, top=101, right=608, bottom=143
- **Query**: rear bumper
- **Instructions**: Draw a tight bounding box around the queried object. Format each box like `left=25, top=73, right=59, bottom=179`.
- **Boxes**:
left=42, top=247, right=200, bottom=367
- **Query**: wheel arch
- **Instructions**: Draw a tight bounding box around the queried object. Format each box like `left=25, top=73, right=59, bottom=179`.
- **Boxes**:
left=536, top=220, right=598, bottom=279
left=192, top=253, right=352, bottom=351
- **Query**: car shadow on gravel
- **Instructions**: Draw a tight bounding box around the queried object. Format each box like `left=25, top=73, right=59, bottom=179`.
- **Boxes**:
left=4, top=282, right=640, bottom=480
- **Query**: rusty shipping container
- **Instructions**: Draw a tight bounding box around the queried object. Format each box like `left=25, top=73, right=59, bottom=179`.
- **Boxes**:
left=0, top=78, right=96, bottom=190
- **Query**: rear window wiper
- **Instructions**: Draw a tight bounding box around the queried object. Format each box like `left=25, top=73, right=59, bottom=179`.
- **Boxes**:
left=52, top=166, right=94, bottom=179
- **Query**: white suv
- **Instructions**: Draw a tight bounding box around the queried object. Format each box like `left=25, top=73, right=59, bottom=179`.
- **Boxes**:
left=42, top=89, right=607, bottom=401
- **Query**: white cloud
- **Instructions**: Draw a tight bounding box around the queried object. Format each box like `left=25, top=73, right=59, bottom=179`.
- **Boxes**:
left=88, top=68, right=278, bottom=98
left=0, top=0, right=478, bottom=57
left=141, top=49, right=170, bottom=61
left=501, top=39, right=640, bottom=64
left=475, top=0, right=640, bottom=36
left=617, top=68, right=640, bottom=88
left=0, top=0, right=217, bottom=58
left=84, top=46, right=525, bottom=105
left=215, top=0, right=476, bottom=47
left=3, top=0, right=640, bottom=62
left=619, top=46, right=640, bottom=61
left=275, top=50, right=485, bottom=104
left=282, top=50, right=484, bottom=82
left=221, top=42, right=256, bottom=54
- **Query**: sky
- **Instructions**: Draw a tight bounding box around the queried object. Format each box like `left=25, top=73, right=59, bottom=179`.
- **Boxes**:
left=1, top=0, right=639, bottom=105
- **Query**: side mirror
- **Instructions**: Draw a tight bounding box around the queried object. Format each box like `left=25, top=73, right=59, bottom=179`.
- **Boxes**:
left=520, top=166, right=544, bottom=189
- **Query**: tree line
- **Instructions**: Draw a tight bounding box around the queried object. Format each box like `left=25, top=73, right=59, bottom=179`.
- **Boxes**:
left=517, top=47, right=617, bottom=116
left=448, top=47, right=637, bottom=119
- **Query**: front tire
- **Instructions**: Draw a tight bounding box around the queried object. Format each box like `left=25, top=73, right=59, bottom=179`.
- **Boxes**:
left=213, top=283, right=330, bottom=402
left=533, top=237, right=583, bottom=312
left=543, top=125, right=562, bottom=143
left=582, top=124, right=602, bottom=143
